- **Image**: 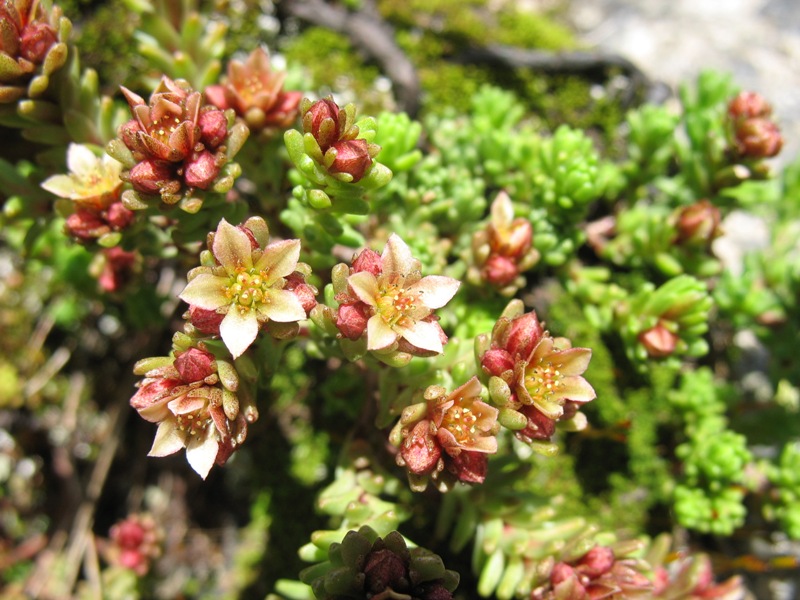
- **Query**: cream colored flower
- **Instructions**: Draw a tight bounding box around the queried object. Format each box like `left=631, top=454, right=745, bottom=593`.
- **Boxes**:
left=346, top=234, right=460, bottom=353
left=179, top=219, right=306, bottom=358
left=41, top=143, right=123, bottom=209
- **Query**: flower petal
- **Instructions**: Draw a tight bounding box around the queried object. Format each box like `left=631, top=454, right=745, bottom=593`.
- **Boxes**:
left=220, top=307, right=259, bottom=359
left=185, top=427, right=219, bottom=479
left=381, top=234, right=415, bottom=276
left=179, top=273, right=229, bottom=311
left=254, top=238, right=301, bottom=284
left=409, top=275, right=461, bottom=310
left=213, top=219, right=254, bottom=272
left=348, top=271, right=379, bottom=306
left=66, top=143, right=98, bottom=177
left=41, top=174, right=78, bottom=199
left=400, top=319, right=444, bottom=354
left=550, top=348, right=593, bottom=377
left=367, top=315, right=398, bottom=350
left=148, top=419, right=187, bottom=457
left=259, top=288, right=306, bottom=322
left=559, top=376, right=596, bottom=403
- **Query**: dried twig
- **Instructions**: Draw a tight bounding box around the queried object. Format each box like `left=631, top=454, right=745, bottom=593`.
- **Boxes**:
left=281, top=0, right=421, bottom=116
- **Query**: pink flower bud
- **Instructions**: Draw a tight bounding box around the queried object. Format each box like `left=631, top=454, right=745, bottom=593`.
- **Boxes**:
left=189, top=305, right=225, bottom=335
left=99, top=247, right=136, bottom=292
left=504, top=312, right=544, bottom=360
left=490, top=218, right=533, bottom=258
left=638, top=322, right=679, bottom=358
left=174, top=347, right=216, bottom=383
left=517, top=405, right=556, bottom=442
left=266, top=91, right=303, bottom=128
left=576, top=546, right=615, bottom=578
left=482, top=254, right=518, bottom=286
left=20, top=22, right=57, bottom=63
left=119, top=119, right=143, bottom=152
left=106, top=202, right=135, bottom=230
left=303, top=98, right=341, bottom=151
left=65, top=209, right=108, bottom=240
left=480, top=348, right=514, bottom=377
left=550, top=563, right=576, bottom=585
left=351, top=248, right=382, bottom=275
left=198, top=109, right=228, bottom=149
left=400, top=420, right=441, bottom=475
left=328, top=139, right=372, bottom=182
left=336, top=302, right=370, bottom=340
left=184, top=150, right=220, bottom=189
left=285, top=272, right=317, bottom=315
left=728, top=91, right=772, bottom=121
left=128, top=160, right=175, bottom=195
left=734, top=118, right=783, bottom=158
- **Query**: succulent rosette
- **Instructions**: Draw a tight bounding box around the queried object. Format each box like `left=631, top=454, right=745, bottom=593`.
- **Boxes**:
left=469, top=191, right=539, bottom=294
left=478, top=301, right=596, bottom=444
left=108, top=76, right=248, bottom=211
left=390, top=377, right=500, bottom=491
left=300, top=526, right=459, bottom=600
left=331, top=234, right=460, bottom=361
left=205, top=46, right=302, bottom=133
left=179, top=217, right=313, bottom=359
left=0, top=0, right=70, bottom=102
left=130, top=346, right=252, bottom=479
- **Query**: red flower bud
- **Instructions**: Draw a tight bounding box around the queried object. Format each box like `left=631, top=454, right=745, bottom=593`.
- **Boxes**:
left=184, top=150, right=220, bottom=189
left=517, top=404, right=556, bottom=442
left=363, top=548, right=409, bottom=595
left=189, top=305, right=225, bottom=335
left=266, top=91, right=303, bottom=128
left=336, top=302, right=370, bottom=340
left=285, top=272, right=317, bottom=315
left=638, top=322, right=679, bottom=358
left=128, top=160, right=175, bottom=195
left=351, top=248, right=382, bottom=275
left=482, top=254, right=518, bottom=286
left=328, top=139, right=372, bottom=182
left=550, top=563, right=576, bottom=585
left=504, top=311, right=544, bottom=360
left=303, top=98, right=341, bottom=151
left=65, top=209, right=108, bottom=240
left=198, top=109, right=228, bottom=149
left=99, top=247, right=136, bottom=292
left=20, top=22, right=57, bottom=63
left=106, top=202, right=135, bottom=230
left=174, top=347, right=216, bottom=383
left=734, top=117, right=783, bottom=158
left=576, top=546, right=615, bottom=578
left=480, top=348, right=514, bottom=377
left=400, top=420, right=441, bottom=475
left=446, top=450, right=488, bottom=484
left=675, top=200, right=721, bottom=247
left=728, top=91, right=772, bottom=121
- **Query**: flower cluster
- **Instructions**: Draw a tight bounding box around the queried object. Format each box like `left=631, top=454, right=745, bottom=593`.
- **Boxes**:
left=531, top=545, right=654, bottom=600
left=110, top=77, right=248, bottom=208
left=331, top=234, right=460, bottom=360
left=479, top=301, right=595, bottom=444
left=301, top=96, right=381, bottom=183
left=469, top=191, right=539, bottom=294
left=101, top=513, right=162, bottom=576
left=130, top=345, right=253, bottom=479
left=205, top=47, right=302, bottom=134
left=390, top=377, right=500, bottom=491
left=41, top=143, right=134, bottom=245
left=0, top=0, right=68, bottom=102
left=180, top=217, right=316, bottom=359
left=727, top=90, right=783, bottom=159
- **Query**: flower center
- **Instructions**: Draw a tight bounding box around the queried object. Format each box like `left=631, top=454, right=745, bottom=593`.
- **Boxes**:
left=225, top=267, right=273, bottom=314
left=442, top=404, right=479, bottom=446
left=240, top=75, right=265, bottom=102
left=175, top=408, right=211, bottom=437
left=376, top=281, right=419, bottom=328
left=525, top=365, right=563, bottom=401
left=149, top=113, right=183, bottom=142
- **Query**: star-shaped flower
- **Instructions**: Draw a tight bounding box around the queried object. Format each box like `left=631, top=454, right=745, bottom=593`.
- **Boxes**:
left=179, top=219, right=307, bottom=358
left=41, top=143, right=123, bottom=210
left=345, top=234, right=460, bottom=354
